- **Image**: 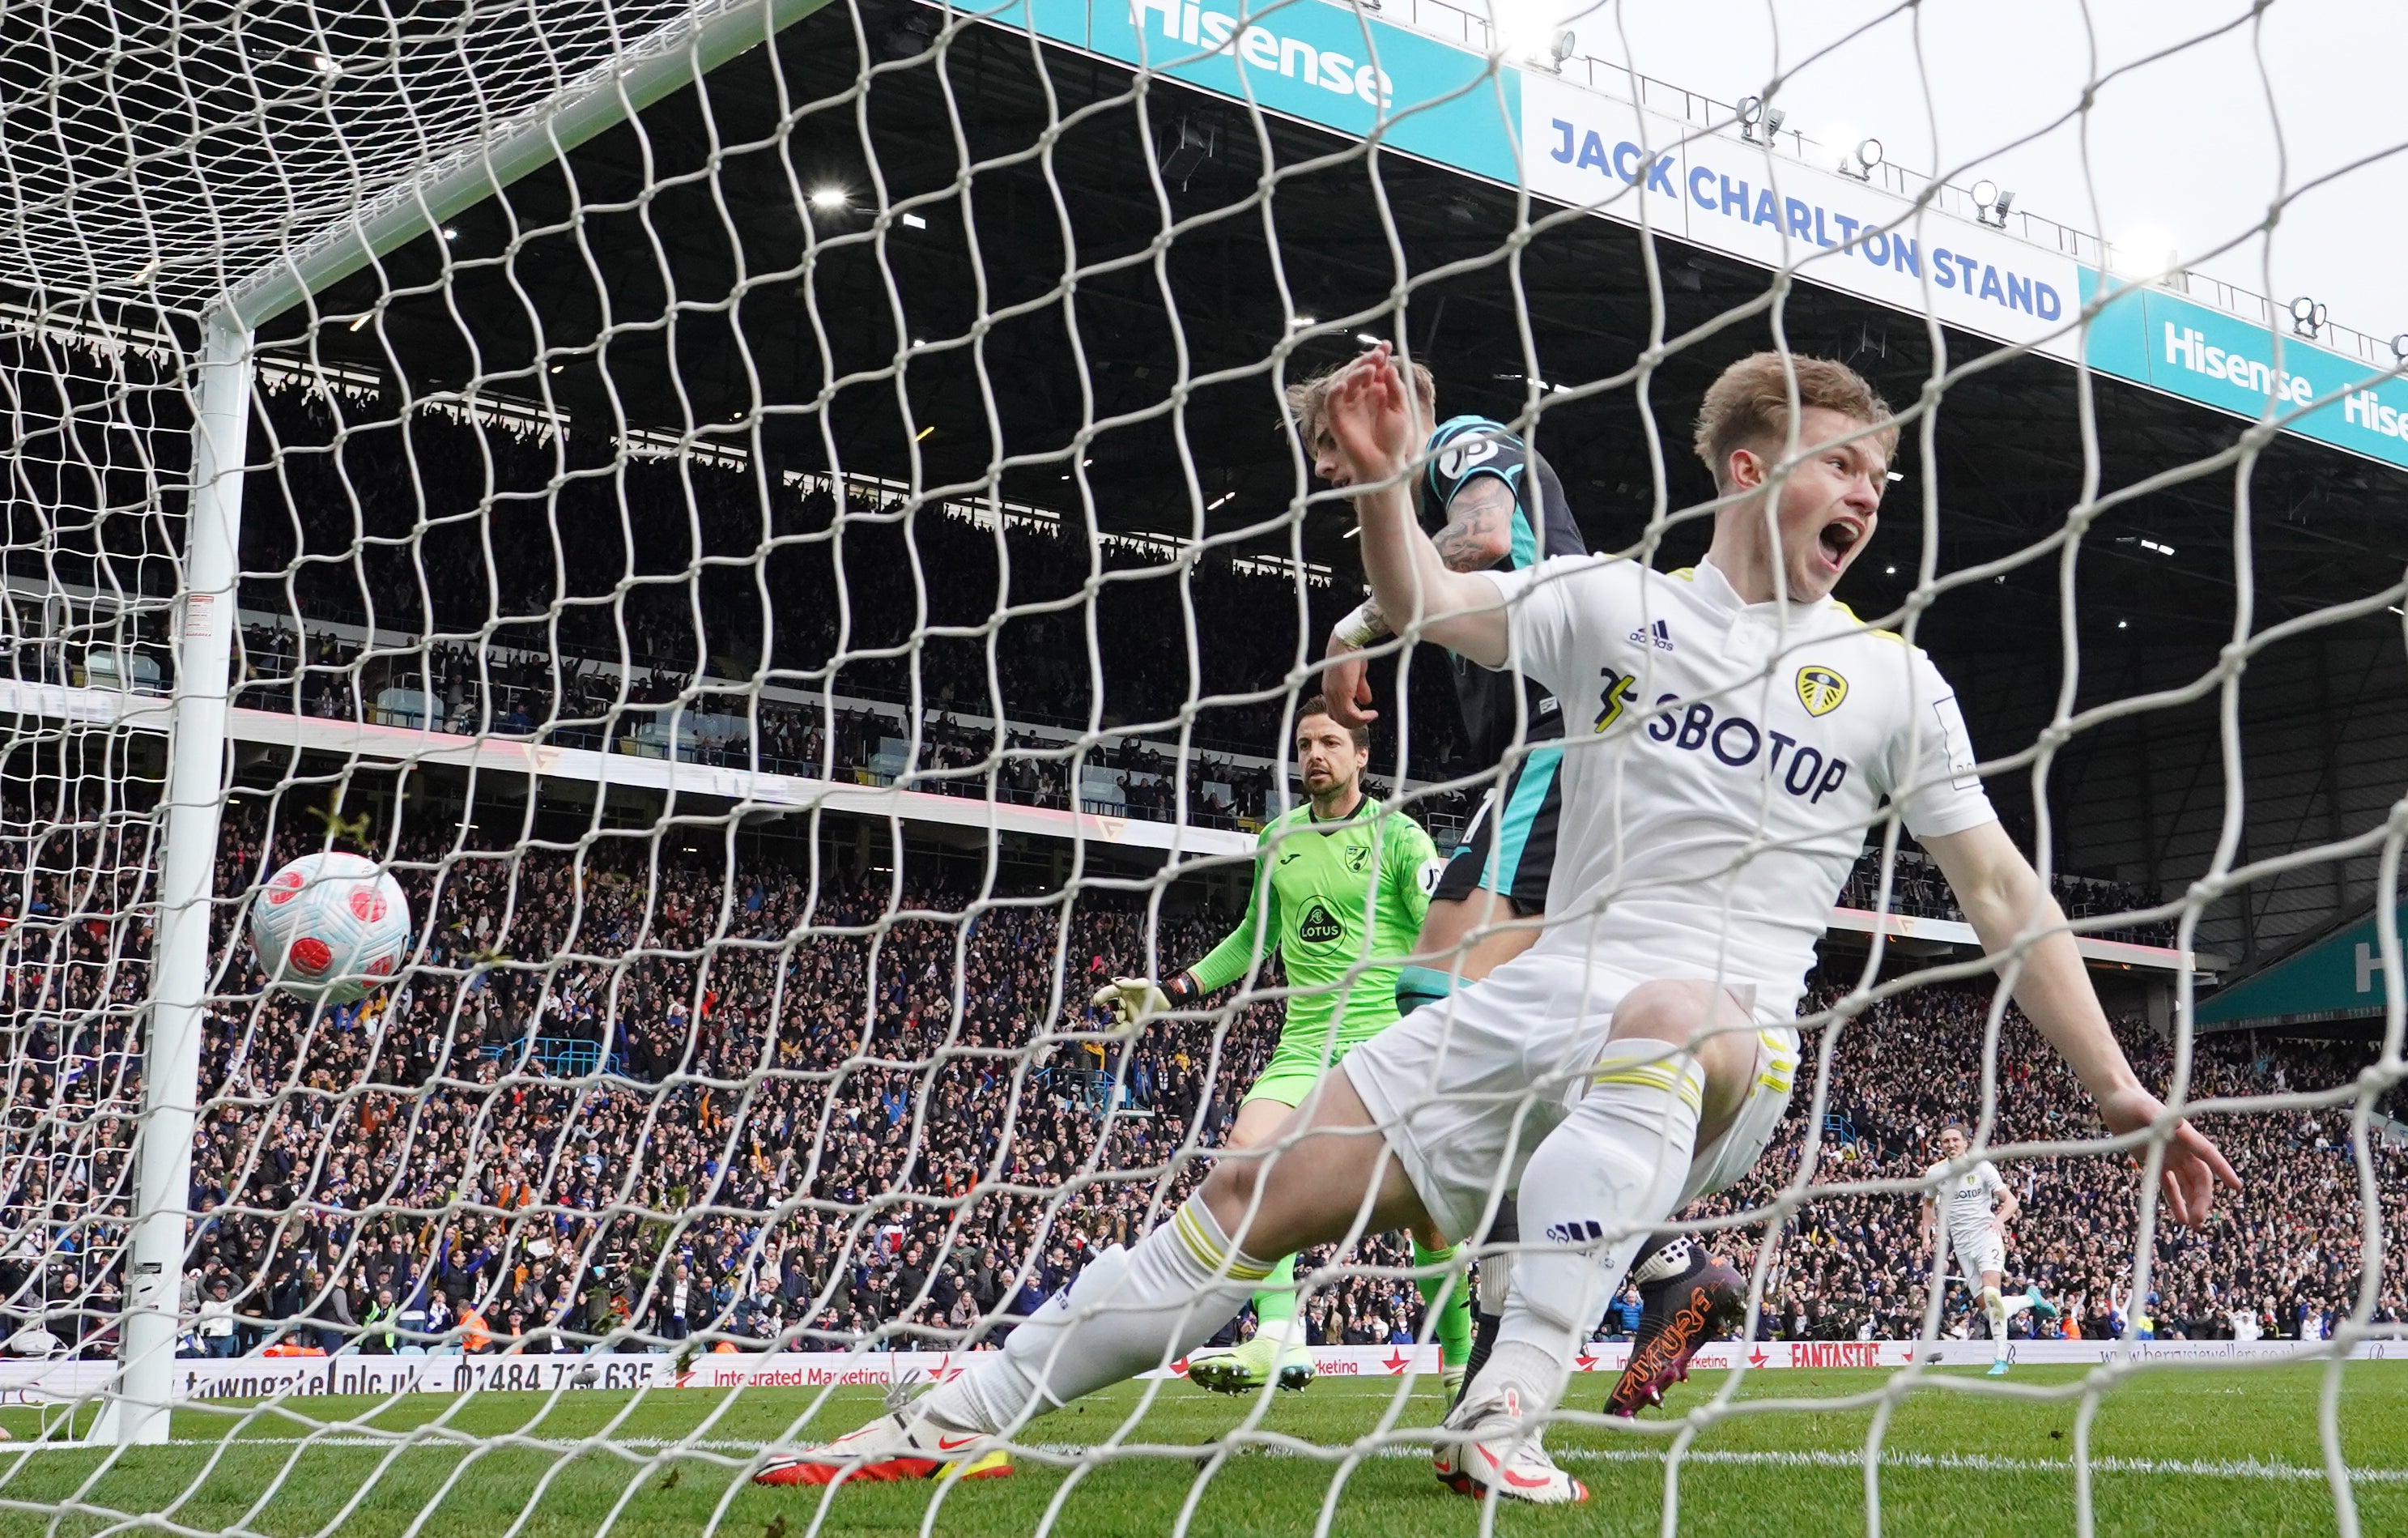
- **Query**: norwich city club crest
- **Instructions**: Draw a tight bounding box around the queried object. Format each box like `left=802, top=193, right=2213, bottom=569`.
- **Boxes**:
left=1796, top=665, right=1849, bottom=718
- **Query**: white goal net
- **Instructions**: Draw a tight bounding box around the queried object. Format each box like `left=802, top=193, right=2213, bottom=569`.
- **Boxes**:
left=0, top=0, right=2403, bottom=1532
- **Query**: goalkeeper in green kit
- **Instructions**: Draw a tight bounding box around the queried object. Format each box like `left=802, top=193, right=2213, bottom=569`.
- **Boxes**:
left=1092, top=695, right=1474, bottom=1396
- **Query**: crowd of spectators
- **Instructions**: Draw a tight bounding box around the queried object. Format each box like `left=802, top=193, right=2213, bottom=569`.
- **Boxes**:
left=0, top=788, right=2398, bottom=1372
left=1700, top=984, right=2406, bottom=1343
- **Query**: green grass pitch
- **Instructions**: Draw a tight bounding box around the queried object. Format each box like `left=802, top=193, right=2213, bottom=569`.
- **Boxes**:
left=0, top=1362, right=2399, bottom=1536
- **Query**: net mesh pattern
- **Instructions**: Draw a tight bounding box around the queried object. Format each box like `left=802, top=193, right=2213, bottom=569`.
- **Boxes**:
left=0, top=0, right=726, bottom=313
left=0, top=1, right=2402, bottom=1532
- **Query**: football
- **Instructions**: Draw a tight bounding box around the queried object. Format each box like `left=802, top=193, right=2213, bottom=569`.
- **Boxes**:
left=248, top=851, right=412, bottom=1004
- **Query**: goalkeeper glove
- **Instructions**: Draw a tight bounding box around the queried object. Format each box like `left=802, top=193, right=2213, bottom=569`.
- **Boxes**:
left=1091, top=971, right=1198, bottom=1025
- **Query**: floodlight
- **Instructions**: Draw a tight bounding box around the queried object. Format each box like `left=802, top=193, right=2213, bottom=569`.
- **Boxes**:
left=2289, top=294, right=2326, bottom=338
left=441, top=226, right=459, bottom=241
left=2393, top=334, right=2408, bottom=366
left=1971, top=179, right=2016, bottom=227
left=1550, top=30, right=1577, bottom=64
left=1820, top=121, right=1878, bottom=175
left=1738, top=96, right=1786, bottom=143
left=809, top=186, right=848, bottom=211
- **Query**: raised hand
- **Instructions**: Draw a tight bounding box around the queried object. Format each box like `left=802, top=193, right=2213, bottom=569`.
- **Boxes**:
left=2092, top=1083, right=2244, bottom=1229
left=1323, top=342, right=1417, bottom=489
left=1090, top=977, right=1172, bottom=1025
left=1321, top=632, right=1378, bottom=726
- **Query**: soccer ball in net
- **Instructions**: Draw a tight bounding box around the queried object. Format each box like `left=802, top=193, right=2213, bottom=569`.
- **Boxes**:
left=247, top=852, right=411, bottom=1005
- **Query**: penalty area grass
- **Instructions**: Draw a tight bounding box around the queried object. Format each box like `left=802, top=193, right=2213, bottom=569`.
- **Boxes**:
left=0, top=1361, right=2399, bottom=1536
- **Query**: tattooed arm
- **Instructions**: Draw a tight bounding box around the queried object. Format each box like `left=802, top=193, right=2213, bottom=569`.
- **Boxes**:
left=1323, top=476, right=1517, bottom=726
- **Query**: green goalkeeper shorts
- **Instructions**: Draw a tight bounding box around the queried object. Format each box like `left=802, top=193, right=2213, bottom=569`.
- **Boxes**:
left=1240, top=1017, right=1394, bottom=1110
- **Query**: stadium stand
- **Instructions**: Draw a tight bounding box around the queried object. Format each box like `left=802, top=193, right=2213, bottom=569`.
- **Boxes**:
left=0, top=785, right=2389, bottom=1365
left=9, top=389, right=2168, bottom=929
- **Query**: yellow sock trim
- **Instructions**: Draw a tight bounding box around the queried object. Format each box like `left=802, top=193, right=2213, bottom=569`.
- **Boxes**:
left=1173, top=1203, right=1274, bottom=1283
left=1589, top=1058, right=1706, bottom=1111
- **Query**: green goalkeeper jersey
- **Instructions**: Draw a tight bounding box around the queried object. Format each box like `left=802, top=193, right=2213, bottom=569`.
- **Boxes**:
left=1187, top=797, right=1440, bottom=1047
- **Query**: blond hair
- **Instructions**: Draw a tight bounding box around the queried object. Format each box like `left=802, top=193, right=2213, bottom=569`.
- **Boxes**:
left=1284, top=356, right=1437, bottom=452
left=1692, top=352, right=1897, bottom=488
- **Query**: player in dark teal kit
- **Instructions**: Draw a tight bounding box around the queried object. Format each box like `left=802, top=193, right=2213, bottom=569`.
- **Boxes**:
left=1298, top=366, right=1585, bottom=1019
left=1294, top=357, right=1746, bottom=1421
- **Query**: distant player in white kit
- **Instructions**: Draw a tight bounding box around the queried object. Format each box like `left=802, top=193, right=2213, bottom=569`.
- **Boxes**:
left=755, top=347, right=2241, bottom=1504
left=1922, top=1121, right=2049, bottom=1374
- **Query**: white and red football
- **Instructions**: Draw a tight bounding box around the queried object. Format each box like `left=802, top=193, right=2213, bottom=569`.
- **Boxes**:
left=249, top=851, right=411, bottom=1004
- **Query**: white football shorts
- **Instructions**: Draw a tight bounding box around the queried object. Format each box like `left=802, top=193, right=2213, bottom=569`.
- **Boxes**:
left=1341, top=948, right=1801, bottom=1245
left=1948, top=1227, right=2006, bottom=1285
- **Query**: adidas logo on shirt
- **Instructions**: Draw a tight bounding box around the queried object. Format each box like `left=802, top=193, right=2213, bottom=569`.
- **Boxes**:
left=1626, top=618, right=1675, bottom=651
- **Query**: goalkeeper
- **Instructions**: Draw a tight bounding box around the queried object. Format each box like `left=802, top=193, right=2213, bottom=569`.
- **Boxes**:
left=1091, top=695, right=1471, bottom=1397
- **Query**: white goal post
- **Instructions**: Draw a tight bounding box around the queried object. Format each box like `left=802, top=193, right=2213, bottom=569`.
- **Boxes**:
left=83, top=0, right=845, bottom=1447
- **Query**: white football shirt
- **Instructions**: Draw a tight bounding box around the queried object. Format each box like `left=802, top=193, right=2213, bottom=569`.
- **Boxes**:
left=1927, top=1158, right=2007, bottom=1238
left=1479, top=555, right=1997, bottom=1008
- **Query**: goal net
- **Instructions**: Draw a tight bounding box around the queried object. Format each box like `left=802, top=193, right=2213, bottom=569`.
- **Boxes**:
left=0, top=0, right=2402, bottom=1530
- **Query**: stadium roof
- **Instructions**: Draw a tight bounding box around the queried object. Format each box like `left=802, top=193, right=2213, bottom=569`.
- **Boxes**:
left=2193, top=897, right=2404, bottom=1033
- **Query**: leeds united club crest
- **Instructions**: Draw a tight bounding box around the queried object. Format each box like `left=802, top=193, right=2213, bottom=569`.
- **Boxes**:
left=1796, top=665, right=1849, bottom=718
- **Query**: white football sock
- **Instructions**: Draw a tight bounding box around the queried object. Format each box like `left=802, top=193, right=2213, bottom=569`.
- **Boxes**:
left=1477, top=1039, right=1704, bottom=1420
left=2002, top=1288, right=2036, bottom=1320
left=1466, top=1339, right=1567, bottom=1423
left=1477, top=1246, right=1514, bottom=1316
left=925, top=1199, right=1272, bottom=1432
left=1983, top=1287, right=2010, bottom=1359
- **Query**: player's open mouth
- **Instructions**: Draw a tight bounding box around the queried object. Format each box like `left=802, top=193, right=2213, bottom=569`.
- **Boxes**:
left=1816, top=518, right=1863, bottom=571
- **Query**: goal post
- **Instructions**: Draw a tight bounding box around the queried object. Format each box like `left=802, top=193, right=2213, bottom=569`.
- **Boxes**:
left=106, top=309, right=255, bottom=1448
left=218, top=0, right=840, bottom=335
left=104, top=0, right=848, bottom=1448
